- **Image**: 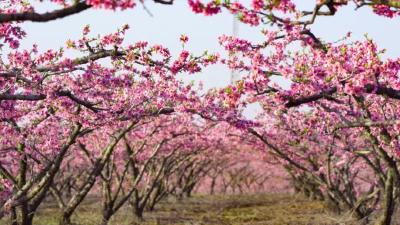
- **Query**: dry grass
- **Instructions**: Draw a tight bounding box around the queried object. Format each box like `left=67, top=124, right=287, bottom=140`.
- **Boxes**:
left=0, top=194, right=362, bottom=225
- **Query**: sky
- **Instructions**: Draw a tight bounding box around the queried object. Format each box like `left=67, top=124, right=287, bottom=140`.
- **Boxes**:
left=17, top=0, right=400, bottom=117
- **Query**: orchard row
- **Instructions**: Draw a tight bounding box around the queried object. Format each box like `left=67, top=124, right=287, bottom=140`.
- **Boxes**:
left=1, top=1, right=400, bottom=225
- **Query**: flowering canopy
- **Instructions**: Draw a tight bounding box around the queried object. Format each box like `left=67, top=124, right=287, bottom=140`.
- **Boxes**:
left=1, top=1, right=400, bottom=225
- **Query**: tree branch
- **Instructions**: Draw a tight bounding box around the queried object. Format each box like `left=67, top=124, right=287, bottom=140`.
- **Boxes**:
left=285, top=84, right=400, bottom=108
left=0, top=2, right=91, bottom=23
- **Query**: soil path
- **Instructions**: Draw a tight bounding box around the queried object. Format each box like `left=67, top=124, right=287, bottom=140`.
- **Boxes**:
left=1, top=194, right=357, bottom=225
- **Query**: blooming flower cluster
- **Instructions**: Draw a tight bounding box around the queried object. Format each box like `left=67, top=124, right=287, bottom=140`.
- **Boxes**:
left=86, top=0, right=136, bottom=10
left=373, top=4, right=400, bottom=18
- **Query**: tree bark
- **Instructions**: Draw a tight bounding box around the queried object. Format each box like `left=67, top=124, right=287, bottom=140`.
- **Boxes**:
left=375, top=168, right=395, bottom=225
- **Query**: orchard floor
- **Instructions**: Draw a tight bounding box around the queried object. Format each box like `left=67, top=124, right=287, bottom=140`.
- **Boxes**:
left=2, top=194, right=361, bottom=225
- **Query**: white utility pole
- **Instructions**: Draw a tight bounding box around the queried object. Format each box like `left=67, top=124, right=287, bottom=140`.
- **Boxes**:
left=230, top=16, right=240, bottom=84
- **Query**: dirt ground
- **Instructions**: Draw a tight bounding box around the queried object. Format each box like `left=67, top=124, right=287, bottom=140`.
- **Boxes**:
left=1, top=194, right=361, bottom=225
